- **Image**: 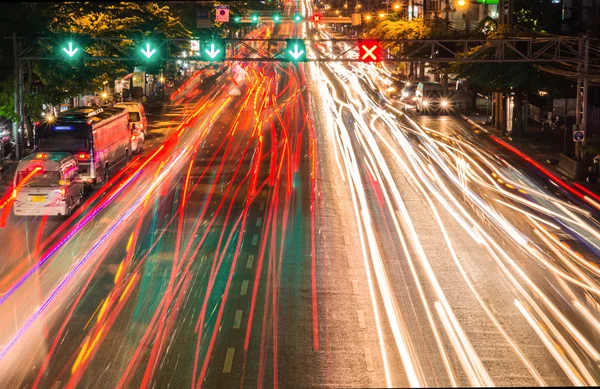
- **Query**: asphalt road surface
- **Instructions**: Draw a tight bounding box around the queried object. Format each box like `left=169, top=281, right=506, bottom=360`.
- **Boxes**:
left=2, top=2, right=600, bottom=388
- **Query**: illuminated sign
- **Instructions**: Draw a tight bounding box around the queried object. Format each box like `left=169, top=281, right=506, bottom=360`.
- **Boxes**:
left=358, top=40, right=382, bottom=62
left=52, top=125, right=75, bottom=131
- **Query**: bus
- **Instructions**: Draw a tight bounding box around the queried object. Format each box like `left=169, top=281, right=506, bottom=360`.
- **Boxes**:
left=34, top=107, right=131, bottom=185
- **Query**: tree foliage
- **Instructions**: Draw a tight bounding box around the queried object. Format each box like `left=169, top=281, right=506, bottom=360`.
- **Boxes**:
left=0, top=2, right=190, bottom=122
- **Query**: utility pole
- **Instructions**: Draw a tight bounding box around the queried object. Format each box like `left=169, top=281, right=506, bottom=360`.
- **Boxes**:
left=12, top=33, right=21, bottom=161
left=575, top=35, right=589, bottom=180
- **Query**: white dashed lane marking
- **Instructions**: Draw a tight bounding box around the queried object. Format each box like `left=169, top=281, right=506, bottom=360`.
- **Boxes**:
left=223, top=348, right=235, bottom=373
left=364, top=347, right=374, bottom=371
left=357, top=310, right=366, bottom=329
left=233, top=310, right=243, bottom=329
left=259, top=202, right=265, bottom=211
left=241, top=280, right=249, bottom=295
left=252, top=235, right=259, bottom=246
left=246, top=255, right=254, bottom=269
left=256, top=217, right=262, bottom=227
left=352, top=280, right=359, bottom=295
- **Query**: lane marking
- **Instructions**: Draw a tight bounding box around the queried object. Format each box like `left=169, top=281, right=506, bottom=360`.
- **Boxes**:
left=223, top=348, right=235, bottom=373
left=259, top=202, right=266, bottom=211
left=201, top=255, right=207, bottom=262
left=241, top=280, right=249, bottom=295
left=348, top=256, right=354, bottom=269
left=357, top=310, right=366, bottom=329
left=233, top=310, right=243, bottom=329
left=252, top=235, right=259, bottom=246
left=247, top=255, right=254, bottom=269
left=50, top=381, right=62, bottom=389
left=261, top=190, right=267, bottom=197
left=256, top=217, right=262, bottom=227
left=352, top=280, right=359, bottom=295
left=364, top=347, right=374, bottom=371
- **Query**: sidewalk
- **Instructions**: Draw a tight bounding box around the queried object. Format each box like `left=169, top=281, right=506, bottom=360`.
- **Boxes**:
left=461, top=112, right=600, bottom=201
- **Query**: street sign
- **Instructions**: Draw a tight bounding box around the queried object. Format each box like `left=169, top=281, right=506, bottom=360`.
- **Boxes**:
left=358, top=40, right=382, bottom=62
left=200, top=40, right=225, bottom=62
left=293, top=14, right=303, bottom=23
left=196, top=10, right=211, bottom=29
left=285, top=40, right=307, bottom=62
left=312, top=14, right=322, bottom=23
left=573, top=130, right=585, bottom=142
left=216, top=5, right=229, bottom=23
left=62, top=41, right=79, bottom=58
left=352, top=13, right=361, bottom=26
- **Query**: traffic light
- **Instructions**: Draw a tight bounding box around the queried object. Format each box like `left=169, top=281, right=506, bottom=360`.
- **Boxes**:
left=233, top=16, right=242, bottom=23
left=61, top=41, right=80, bottom=59
left=285, top=39, right=307, bottom=62
left=293, top=14, right=303, bottom=23
left=140, top=42, right=157, bottom=59
left=358, top=40, right=382, bottom=62
left=200, top=40, right=226, bottom=62
left=250, top=13, right=259, bottom=23
left=272, top=13, right=281, bottom=23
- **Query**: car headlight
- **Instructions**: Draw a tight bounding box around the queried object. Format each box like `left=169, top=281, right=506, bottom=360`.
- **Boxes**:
left=402, top=91, right=409, bottom=98
left=412, top=96, right=417, bottom=101
left=423, top=100, right=429, bottom=107
left=441, top=100, right=449, bottom=108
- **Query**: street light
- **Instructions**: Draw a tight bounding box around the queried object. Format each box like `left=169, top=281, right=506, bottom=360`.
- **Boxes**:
left=365, top=15, right=372, bottom=21
left=379, top=13, right=386, bottom=18
left=394, top=3, right=401, bottom=10
left=457, top=0, right=466, bottom=6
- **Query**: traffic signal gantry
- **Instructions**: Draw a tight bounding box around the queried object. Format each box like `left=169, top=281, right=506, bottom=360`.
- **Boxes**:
left=46, top=37, right=586, bottom=65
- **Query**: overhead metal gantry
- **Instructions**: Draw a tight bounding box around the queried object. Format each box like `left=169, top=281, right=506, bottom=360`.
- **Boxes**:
left=13, top=36, right=590, bottom=64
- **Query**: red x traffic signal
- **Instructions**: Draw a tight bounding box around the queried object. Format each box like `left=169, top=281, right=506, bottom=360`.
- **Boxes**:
left=312, top=13, right=322, bottom=23
left=358, top=40, right=382, bottom=62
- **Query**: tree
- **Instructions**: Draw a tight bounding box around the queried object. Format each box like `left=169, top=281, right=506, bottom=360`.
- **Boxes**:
left=0, top=2, right=190, bottom=138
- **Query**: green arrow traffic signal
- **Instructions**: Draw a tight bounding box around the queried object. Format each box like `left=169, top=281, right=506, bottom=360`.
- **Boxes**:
left=62, top=41, right=80, bottom=58
left=233, top=16, right=242, bottom=23
left=285, top=40, right=307, bottom=62
left=140, top=42, right=157, bottom=59
left=272, top=13, right=281, bottom=23
left=293, top=14, right=303, bottom=23
left=250, top=13, right=259, bottom=23
left=200, top=40, right=225, bottom=62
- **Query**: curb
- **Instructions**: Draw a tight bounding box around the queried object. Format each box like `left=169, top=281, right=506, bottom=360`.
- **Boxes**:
left=460, top=114, right=489, bottom=135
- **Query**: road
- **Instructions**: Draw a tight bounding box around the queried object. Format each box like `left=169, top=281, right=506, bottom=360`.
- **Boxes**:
left=2, top=1, right=600, bottom=388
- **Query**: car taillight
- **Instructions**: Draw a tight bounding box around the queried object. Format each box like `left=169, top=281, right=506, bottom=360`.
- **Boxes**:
left=59, top=187, right=66, bottom=200
left=77, top=152, right=90, bottom=160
